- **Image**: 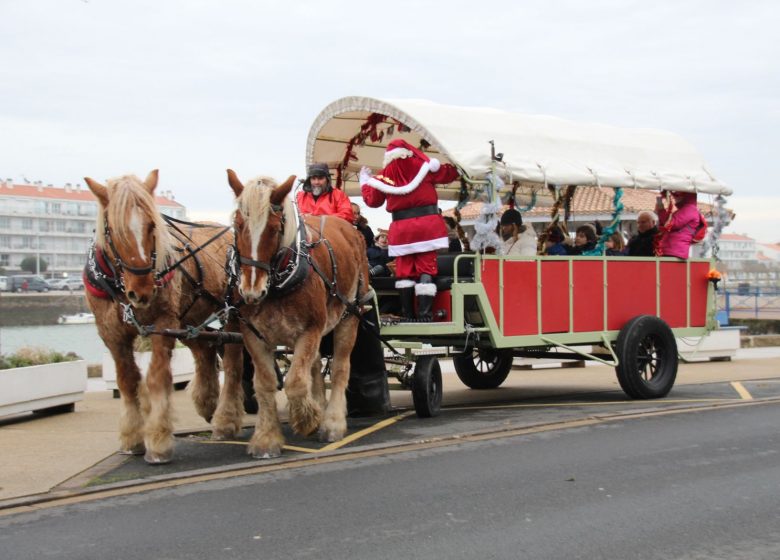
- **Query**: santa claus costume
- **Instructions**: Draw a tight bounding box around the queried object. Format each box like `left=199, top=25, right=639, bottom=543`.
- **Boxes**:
left=360, top=139, right=459, bottom=320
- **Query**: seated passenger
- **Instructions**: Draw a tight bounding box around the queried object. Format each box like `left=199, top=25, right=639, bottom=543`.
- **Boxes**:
left=442, top=216, right=463, bottom=253
left=566, top=224, right=597, bottom=255
left=367, top=231, right=393, bottom=278
left=544, top=227, right=568, bottom=255
left=655, top=191, right=700, bottom=259
left=351, top=202, right=375, bottom=248
left=626, top=211, right=658, bottom=257
left=500, top=209, right=537, bottom=256
left=605, top=231, right=626, bottom=256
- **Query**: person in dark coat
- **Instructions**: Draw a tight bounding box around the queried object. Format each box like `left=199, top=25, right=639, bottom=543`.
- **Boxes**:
left=566, top=224, right=598, bottom=255
left=351, top=202, right=375, bottom=248
left=544, top=227, right=568, bottom=255
left=626, top=211, right=659, bottom=257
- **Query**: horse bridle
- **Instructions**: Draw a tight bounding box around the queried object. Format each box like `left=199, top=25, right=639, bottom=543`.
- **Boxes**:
left=233, top=203, right=286, bottom=276
left=102, top=212, right=159, bottom=281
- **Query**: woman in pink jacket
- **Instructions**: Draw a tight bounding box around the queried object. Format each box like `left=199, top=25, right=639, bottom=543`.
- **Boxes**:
left=655, top=191, right=701, bottom=259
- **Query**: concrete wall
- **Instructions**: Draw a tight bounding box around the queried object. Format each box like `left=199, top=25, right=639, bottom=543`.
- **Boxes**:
left=0, top=293, right=89, bottom=326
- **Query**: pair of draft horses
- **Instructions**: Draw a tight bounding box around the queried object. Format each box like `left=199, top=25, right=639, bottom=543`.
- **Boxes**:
left=85, top=170, right=371, bottom=463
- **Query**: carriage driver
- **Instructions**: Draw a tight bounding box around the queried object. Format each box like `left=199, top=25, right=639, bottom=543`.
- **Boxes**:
left=299, top=162, right=391, bottom=417
left=296, top=162, right=354, bottom=223
left=360, top=139, right=460, bottom=321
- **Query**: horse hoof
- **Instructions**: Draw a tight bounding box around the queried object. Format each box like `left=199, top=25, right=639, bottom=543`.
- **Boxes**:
left=119, top=444, right=145, bottom=456
left=248, top=447, right=281, bottom=460
left=211, top=429, right=235, bottom=441
left=144, top=450, right=173, bottom=465
left=318, top=428, right=346, bottom=443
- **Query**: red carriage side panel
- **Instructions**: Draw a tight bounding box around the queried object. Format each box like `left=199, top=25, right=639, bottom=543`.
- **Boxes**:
left=689, top=261, right=710, bottom=327
left=607, top=261, right=657, bottom=331
left=432, top=290, right=452, bottom=322
left=541, top=261, right=569, bottom=333
left=660, top=261, right=688, bottom=328
left=481, top=259, right=501, bottom=328
left=572, top=261, right=604, bottom=332
left=502, top=261, right=538, bottom=336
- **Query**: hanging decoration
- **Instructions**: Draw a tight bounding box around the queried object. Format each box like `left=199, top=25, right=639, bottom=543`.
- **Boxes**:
left=453, top=207, right=471, bottom=252
left=582, top=188, right=624, bottom=256
left=336, top=112, right=405, bottom=189
left=698, top=194, right=731, bottom=260
left=471, top=199, right=503, bottom=254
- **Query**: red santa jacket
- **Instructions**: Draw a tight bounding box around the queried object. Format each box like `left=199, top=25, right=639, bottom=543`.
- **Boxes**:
left=296, top=188, right=354, bottom=223
left=361, top=159, right=459, bottom=257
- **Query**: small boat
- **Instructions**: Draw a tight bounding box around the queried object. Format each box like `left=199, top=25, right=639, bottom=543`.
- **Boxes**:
left=57, top=312, right=95, bottom=325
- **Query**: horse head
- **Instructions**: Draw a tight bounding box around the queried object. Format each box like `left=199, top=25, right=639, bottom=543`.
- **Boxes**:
left=228, top=170, right=296, bottom=304
left=85, top=170, right=172, bottom=308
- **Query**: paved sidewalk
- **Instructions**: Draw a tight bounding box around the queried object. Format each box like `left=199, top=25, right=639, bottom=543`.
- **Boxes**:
left=1, top=350, right=779, bottom=502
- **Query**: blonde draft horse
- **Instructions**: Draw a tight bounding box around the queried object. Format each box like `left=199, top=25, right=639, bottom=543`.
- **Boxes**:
left=228, top=170, right=371, bottom=458
left=85, top=170, right=245, bottom=464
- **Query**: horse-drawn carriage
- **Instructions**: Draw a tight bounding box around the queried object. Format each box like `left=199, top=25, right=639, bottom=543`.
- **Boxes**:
left=87, top=96, right=731, bottom=463
left=306, top=96, right=731, bottom=417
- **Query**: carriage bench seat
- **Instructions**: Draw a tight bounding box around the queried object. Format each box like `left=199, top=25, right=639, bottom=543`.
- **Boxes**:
left=370, top=253, right=474, bottom=292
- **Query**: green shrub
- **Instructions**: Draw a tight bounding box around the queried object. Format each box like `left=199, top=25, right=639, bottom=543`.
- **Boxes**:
left=0, top=347, right=81, bottom=370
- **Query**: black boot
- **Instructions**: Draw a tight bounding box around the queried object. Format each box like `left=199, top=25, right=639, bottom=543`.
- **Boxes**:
left=415, top=275, right=436, bottom=322
left=416, top=294, right=435, bottom=322
left=398, top=286, right=415, bottom=320
left=347, top=306, right=391, bottom=417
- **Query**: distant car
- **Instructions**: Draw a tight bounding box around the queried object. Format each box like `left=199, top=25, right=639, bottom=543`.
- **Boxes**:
left=48, top=277, right=84, bottom=291
left=9, top=275, right=50, bottom=292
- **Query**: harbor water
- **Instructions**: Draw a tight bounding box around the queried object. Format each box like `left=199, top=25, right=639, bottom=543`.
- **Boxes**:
left=0, top=323, right=106, bottom=364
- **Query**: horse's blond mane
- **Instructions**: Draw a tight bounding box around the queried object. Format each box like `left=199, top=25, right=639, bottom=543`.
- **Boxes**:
left=94, top=175, right=173, bottom=271
left=235, top=176, right=296, bottom=249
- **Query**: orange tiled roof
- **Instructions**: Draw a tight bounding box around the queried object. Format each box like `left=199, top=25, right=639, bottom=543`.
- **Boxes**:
left=0, top=183, right=183, bottom=207
left=444, top=187, right=720, bottom=221
left=720, top=233, right=754, bottom=241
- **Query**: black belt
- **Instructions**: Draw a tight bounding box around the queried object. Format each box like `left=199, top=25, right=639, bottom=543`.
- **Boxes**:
left=392, top=204, right=439, bottom=221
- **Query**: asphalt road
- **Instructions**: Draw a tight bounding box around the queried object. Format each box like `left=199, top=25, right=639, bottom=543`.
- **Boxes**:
left=2, top=401, right=779, bottom=560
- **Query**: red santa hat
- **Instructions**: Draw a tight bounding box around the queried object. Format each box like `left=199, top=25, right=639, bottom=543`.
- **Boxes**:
left=362, top=139, right=441, bottom=195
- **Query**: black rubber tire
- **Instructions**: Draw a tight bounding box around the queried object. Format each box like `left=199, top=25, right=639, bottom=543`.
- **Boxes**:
left=412, top=355, right=442, bottom=418
left=453, top=347, right=513, bottom=389
left=615, top=315, right=678, bottom=399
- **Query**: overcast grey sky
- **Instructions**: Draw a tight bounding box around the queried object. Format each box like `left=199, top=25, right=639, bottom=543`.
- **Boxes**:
left=2, top=0, right=778, bottom=239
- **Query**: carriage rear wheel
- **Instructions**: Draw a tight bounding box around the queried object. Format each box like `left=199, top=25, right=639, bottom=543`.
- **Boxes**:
left=412, top=355, right=442, bottom=418
left=453, top=347, right=513, bottom=389
left=614, top=315, right=678, bottom=399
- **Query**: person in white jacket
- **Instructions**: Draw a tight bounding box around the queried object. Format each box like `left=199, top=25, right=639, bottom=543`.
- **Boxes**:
left=500, top=209, right=537, bottom=256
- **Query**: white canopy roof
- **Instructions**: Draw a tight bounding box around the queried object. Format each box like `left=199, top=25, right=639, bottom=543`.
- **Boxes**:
left=306, top=96, right=731, bottom=199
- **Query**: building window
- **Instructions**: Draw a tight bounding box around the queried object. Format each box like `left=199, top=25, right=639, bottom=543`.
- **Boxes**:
left=21, top=218, right=33, bottom=230
left=0, top=254, right=8, bottom=266
left=0, top=216, right=9, bottom=229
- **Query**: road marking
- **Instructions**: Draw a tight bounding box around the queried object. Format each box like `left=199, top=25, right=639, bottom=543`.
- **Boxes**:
left=445, top=398, right=728, bottom=411
left=731, top=381, right=753, bottom=400
left=3, top=398, right=778, bottom=517
left=198, top=440, right=319, bottom=454
left=318, top=411, right=415, bottom=452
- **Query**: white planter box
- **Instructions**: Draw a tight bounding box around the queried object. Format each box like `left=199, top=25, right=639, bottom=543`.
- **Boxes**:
left=677, top=327, right=741, bottom=362
left=102, top=347, right=196, bottom=394
left=0, top=360, right=87, bottom=418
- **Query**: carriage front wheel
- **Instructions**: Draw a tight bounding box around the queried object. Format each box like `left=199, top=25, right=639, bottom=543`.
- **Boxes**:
left=614, top=315, right=678, bottom=399
left=412, top=355, right=443, bottom=418
left=453, top=347, right=513, bottom=389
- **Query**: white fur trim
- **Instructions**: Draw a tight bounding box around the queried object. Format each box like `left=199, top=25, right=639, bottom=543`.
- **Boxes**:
left=429, top=158, right=440, bottom=173
left=415, top=283, right=437, bottom=296
left=395, top=279, right=416, bottom=289
left=363, top=161, right=430, bottom=195
left=383, top=147, right=413, bottom=167
left=389, top=236, right=449, bottom=256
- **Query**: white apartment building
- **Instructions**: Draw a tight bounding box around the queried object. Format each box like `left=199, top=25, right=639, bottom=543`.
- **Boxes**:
left=718, top=233, right=757, bottom=262
left=0, top=179, right=186, bottom=276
